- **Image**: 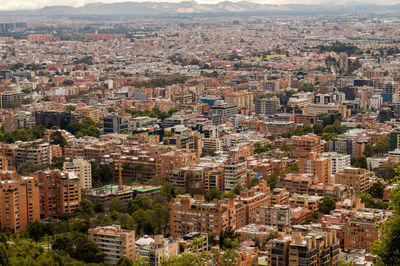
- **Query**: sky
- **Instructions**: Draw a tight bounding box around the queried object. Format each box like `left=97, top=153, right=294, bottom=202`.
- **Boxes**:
left=1, top=0, right=400, bottom=11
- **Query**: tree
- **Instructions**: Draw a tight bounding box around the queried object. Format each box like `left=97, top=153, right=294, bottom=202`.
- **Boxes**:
left=205, top=187, right=222, bottom=202
left=221, top=249, right=238, bottom=266
left=17, top=161, right=40, bottom=175
left=368, top=181, right=385, bottom=198
left=374, top=137, right=389, bottom=156
left=52, top=234, right=73, bottom=251
left=161, top=253, right=204, bottom=266
left=109, top=198, right=123, bottom=212
left=353, top=156, right=368, bottom=169
left=220, top=227, right=240, bottom=250
left=232, top=184, right=242, bottom=195
left=321, top=196, right=336, bottom=214
left=374, top=164, right=395, bottom=181
left=116, top=257, right=133, bottom=266
left=164, top=130, right=174, bottom=137
left=281, top=143, right=290, bottom=152
left=70, top=234, right=105, bottom=263
left=160, top=183, right=176, bottom=200
left=266, top=174, right=278, bottom=189
left=363, top=144, right=374, bottom=157
left=371, top=215, right=400, bottom=265
left=249, top=178, right=260, bottom=188
left=65, top=105, right=76, bottom=111
left=74, top=199, right=95, bottom=217
left=0, top=243, right=9, bottom=266
left=28, top=221, right=44, bottom=244
left=92, top=163, right=115, bottom=186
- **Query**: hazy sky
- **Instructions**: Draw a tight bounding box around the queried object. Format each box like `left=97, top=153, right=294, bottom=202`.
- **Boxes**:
left=1, top=0, right=400, bottom=11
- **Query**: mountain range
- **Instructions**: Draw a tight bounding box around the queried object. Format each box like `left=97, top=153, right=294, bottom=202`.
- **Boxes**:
left=1, top=1, right=400, bottom=17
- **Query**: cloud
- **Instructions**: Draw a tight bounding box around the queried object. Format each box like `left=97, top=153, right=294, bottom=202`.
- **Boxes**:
left=1, top=0, right=399, bottom=11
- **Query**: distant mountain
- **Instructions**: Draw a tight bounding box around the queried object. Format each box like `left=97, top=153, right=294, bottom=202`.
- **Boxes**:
left=1, top=1, right=400, bottom=17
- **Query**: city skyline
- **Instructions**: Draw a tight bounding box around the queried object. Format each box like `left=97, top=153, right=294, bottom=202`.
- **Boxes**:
left=1, top=0, right=400, bottom=11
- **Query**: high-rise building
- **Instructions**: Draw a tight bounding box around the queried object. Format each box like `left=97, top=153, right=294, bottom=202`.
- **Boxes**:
left=299, top=152, right=331, bottom=183
left=88, top=225, right=135, bottom=264
left=255, top=98, right=278, bottom=115
left=269, top=231, right=339, bottom=266
left=322, top=152, right=351, bottom=179
left=103, top=113, right=128, bottom=134
left=224, top=159, right=247, bottom=191
left=33, top=170, right=81, bottom=218
left=335, top=167, right=371, bottom=194
left=170, top=195, right=239, bottom=239
left=289, top=133, right=322, bottom=159
left=225, top=91, right=254, bottom=111
left=211, top=104, right=238, bottom=119
left=16, top=140, right=52, bottom=168
left=389, top=128, right=400, bottom=151
left=339, top=52, right=349, bottom=71
left=63, top=158, right=92, bottom=190
left=35, top=110, right=71, bottom=129
left=344, top=209, right=390, bottom=251
left=0, top=92, right=25, bottom=108
left=0, top=176, right=40, bottom=233
left=256, top=205, right=291, bottom=231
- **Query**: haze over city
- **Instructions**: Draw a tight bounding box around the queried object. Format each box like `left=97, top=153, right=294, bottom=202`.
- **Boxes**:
left=1, top=0, right=400, bottom=11
left=0, top=0, right=400, bottom=265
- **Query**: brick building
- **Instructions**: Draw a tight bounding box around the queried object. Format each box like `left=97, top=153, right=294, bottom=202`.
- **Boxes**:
left=344, top=209, right=391, bottom=251
left=289, top=133, right=322, bottom=159
left=33, top=170, right=81, bottom=218
left=335, top=167, right=371, bottom=194
left=299, top=152, right=331, bottom=183
left=0, top=176, right=40, bottom=233
left=88, top=225, right=135, bottom=264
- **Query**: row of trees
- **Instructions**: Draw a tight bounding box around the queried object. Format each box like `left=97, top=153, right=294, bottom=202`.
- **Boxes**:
left=0, top=125, right=45, bottom=143
left=133, top=76, right=188, bottom=88
left=125, top=107, right=178, bottom=120
left=66, top=118, right=100, bottom=138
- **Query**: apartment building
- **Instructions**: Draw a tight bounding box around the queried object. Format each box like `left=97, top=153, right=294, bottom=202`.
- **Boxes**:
left=279, top=174, right=313, bottom=195
left=269, top=231, right=339, bottom=266
left=236, top=224, right=277, bottom=243
left=299, top=152, right=331, bottom=183
left=255, top=98, right=278, bottom=115
left=15, top=141, right=52, bottom=168
left=225, top=91, right=254, bottom=111
left=256, top=205, right=292, bottom=232
left=76, top=107, right=101, bottom=123
left=344, top=209, right=391, bottom=252
left=3, top=112, right=31, bottom=132
left=102, top=152, right=162, bottom=184
left=224, top=159, right=247, bottom=191
left=335, top=167, right=371, bottom=194
left=136, top=235, right=179, bottom=266
left=170, top=195, right=238, bottom=239
left=88, top=225, right=135, bottom=264
left=289, top=133, right=322, bottom=159
left=35, top=110, right=71, bottom=129
left=235, top=181, right=270, bottom=224
left=34, top=170, right=81, bottom=218
left=322, top=152, right=351, bottom=178
left=63, top=158, right=92, bottom=190
left=0, top=176, right=40, bottom=233
left=211, top=104, right=238, bottom=120
left=83, top=143, right=110, bottom=165
left=170, top=166, right=206, bottom=192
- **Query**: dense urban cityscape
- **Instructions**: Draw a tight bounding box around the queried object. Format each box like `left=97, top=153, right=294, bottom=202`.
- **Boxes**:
left=0, top=1, right=400, bottom=265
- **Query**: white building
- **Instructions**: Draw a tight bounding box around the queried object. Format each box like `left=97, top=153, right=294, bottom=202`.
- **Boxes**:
left=63, top=158, right=92, bottom=189
left=322, top=152, right=351, bottom=180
